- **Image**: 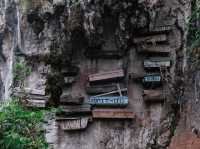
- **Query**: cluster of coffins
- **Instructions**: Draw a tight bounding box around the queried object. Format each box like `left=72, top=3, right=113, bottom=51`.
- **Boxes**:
left=56, top=69, right=135, bottom=131
left=132, top=24, right=172, bottom=102
left=13, top=88, right=48, bottom=108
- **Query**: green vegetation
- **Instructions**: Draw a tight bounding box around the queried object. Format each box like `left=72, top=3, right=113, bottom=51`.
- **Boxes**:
left=0, top=100, right=48, bottom=149
left=13, top=62, right=31, bottom=88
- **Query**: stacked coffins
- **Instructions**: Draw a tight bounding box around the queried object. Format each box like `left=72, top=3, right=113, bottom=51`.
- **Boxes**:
left=87, top=69, right=135, bottom=119
left=132, top=24, right=172, bottom=103
left=13, top=88, right=48, bottom=108
left=56, top=65, right=92, bottom=131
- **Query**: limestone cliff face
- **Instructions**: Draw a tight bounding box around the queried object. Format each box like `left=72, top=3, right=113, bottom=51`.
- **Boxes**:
left=0, top=0, right=193, bottom=149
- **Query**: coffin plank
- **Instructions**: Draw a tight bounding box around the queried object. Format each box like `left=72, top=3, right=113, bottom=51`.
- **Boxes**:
left=13, top=88, right=45, bottom=96
left=56, top=117, right=89, bottom=130
left=89, top=69, right=124, bottom=82
left=143, top=90, right=167, bottom=102
left=92, top=109, right=135, bottom=119
left=60, top=94, right=84, bottom=105
left=133, top=34, right=167, bottom=44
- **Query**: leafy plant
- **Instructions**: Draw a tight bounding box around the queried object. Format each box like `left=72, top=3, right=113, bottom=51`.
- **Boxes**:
left=13, top=62, right=31, bottom=88
left=0, top=100, right=48, bottom=149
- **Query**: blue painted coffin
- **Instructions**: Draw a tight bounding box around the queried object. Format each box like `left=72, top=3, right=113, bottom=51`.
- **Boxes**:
left=88, top=96, right=128, bottom=107
left=143, top=74, right=161, bottom=83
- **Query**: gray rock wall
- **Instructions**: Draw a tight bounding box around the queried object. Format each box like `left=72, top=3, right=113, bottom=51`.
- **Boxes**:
left=0, top=0, right=192, bottom=148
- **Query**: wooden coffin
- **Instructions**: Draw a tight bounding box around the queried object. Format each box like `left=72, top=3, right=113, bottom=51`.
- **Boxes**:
left=137, top=45, right=171, bottom=54
left=56, top=117, right=89, bottom=130
left=133, top=34, right=167, bottom=44
left=143, top=74, right=161, bottom=83
left=85, top=50, right=123, bottom=59
left=61, top=65, right=79, bottom=76
left=92, top=109, right=135, bottom=119
left=89, top=69, right=124, bottom=83
left=144, top=57, right=171, bottom=69
left=13, top=88, right=45, bottom=96
left=88, top=96, right=128, bottom=107
left=56, top=104, right=91, bottom=116
left=86, top=84, right=117, bottom=94
left=25, top=99, right=47, bottom=108
left=149, top=25, right=172, bottom=33
left=143, top=90, right=166, bottom=102
left=60, top=94, right=84, bottom=105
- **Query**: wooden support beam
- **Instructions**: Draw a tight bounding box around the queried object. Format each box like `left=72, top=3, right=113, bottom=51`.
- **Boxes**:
left=92, top=109, right=135, bottom=119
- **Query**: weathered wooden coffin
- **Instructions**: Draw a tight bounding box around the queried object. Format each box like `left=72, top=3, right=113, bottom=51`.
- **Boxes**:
left=25, top=99, right=47, bottom=108
left=143, top=74, right=161, bottom=83
left=92, top=109, right=135, bottom=119
left=56, top=117, right=89, bottom=130
left=88, top=96, right=128, bottom=107
left=56, top=104, right=91, bottom=116
left=133, top=34, right=167, bottom=44
left=13, top=88, right=45, bottom=96
left=143, top=90, right=166, bottom=102
left=144, top=57, right=171, bottom=69
left=137, top=45, right=171, bottom=54
left=89, top=69, right=124, bottom=83
left=85, top=50, right=123, bottom=59
left=149, top=25, right=172, bottom=33
left=86, top=84, right=117, bottom=94
left=60, top=94, right=84, bottom=105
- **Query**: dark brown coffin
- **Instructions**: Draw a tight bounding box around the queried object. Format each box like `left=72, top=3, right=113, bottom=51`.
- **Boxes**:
left=89, top=69, right=124, bottom=83
left=86, top=84, right=118, bottom=94
left=133, top=34, right=167, bottom=44
left=92, top=108, right=135, bottom=119
left=143, top=90, right=167, bottom=102
left=60, top=94, right=84, bottom=105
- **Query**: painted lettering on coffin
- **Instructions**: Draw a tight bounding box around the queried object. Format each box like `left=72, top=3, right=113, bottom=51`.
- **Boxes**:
left=88, top=96, right=128, bottom=106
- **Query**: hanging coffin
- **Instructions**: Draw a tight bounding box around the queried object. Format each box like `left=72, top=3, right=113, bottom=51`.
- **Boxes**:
left=92, top=109, right=135, bottom=119
left=56, top=117, right=90, bottom=130
left=149, top=25, right=172, bottom=33
left=144, top=57, right=171, bottom=69
left=137, top=45, right=171, bottom=54
left=56, top=104, right=91, bottom=116
left=133, top=34, right=167, bottom=44
left=25, top=99, right=47, bottom=108
left=143, top=89, right=167, bottom=102
left=86, top=84, right=118, bottom=95
left=89, top=69, right=124, bottom=83
left=60, top=94, right=84, bottom=105
left=88, top=96, right=128, bottom=107
left=142, top=74, right=162, bottom=88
